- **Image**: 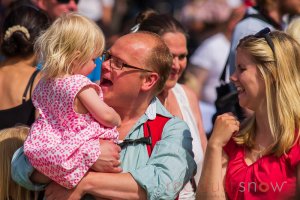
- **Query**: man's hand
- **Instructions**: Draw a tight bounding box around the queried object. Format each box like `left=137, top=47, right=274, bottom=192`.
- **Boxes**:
left=91, top=139, right=122, bottom=173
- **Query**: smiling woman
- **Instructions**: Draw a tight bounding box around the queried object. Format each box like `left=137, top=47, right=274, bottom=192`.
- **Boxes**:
left=197, top=29, right=300, bottom=200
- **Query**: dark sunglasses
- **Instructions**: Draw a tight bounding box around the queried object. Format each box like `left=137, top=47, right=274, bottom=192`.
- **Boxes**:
left=254, top=27, right=275, bottom=54
left=57, top=0, right=79, bottom=4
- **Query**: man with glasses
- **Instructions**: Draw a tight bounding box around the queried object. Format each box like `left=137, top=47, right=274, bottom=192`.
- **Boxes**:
left=7, top=0, right=78, bottom=21
left=34, top=0, right=78, bottom=20
left=12, top=31, right=197, bottom=200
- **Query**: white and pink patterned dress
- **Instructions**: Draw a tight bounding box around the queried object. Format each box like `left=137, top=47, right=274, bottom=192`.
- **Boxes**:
left=24, top=75, right=119, bottom=189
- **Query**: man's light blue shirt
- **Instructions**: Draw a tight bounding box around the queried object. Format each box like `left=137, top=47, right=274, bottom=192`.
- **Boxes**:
left=11, top=98, right=196, bottom=199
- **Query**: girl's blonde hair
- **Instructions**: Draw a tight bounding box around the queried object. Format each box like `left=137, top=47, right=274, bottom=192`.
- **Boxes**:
left=34, top=12, right=105, bottom=79
left=234, top=31, right=300, bottom=156
left=0, top=126, right=33, bottom=200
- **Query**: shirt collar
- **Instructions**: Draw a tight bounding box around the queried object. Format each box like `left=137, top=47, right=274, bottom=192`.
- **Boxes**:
left=145, top=97, right=173, bottom=120
left=145, top=98, right=157, bottom=120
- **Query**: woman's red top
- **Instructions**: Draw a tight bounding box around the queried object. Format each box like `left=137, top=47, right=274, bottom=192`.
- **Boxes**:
left=223, top=138, right=300, bottom=200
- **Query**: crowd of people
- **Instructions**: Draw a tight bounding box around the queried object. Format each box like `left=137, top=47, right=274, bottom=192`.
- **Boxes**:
left=1, top=0, right=300, bottom=200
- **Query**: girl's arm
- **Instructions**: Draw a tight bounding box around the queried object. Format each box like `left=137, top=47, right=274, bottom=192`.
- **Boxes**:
left=197, top=113, right=239, bottom=200
left=77, top=87, right=121, bottom=127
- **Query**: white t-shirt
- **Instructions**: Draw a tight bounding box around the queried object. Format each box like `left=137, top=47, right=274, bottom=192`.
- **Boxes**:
left=78, top=0, right=115, bottom=21
left=190, top=33, right=230, bottom=104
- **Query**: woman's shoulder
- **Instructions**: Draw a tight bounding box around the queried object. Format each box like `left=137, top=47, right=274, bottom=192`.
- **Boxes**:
left=180, top=84, right=197, bottom=99
left=285, top=140, right=300, bottom=167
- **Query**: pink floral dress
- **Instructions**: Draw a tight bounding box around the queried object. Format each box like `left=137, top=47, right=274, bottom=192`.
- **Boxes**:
left=24, top=75, right=119, bottom=189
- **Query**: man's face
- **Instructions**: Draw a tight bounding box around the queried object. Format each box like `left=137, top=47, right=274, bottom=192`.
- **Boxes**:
left=37, top=0, right=78, bottom=19
left=100, top=34, right=153, bottom=109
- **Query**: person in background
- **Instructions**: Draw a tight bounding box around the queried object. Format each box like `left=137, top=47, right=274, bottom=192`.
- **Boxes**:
left=185, top=3, right=245, bottom=134
left=78, top=0, right=115, bottom=37
left=0, top=0, right=79, bottom=62
left=0, top=0, right=14, bottom=33
left=23, top=13, right=121, bottom=189
left=35, top=0, right=102, bottom=83
left=34, top=0, right=78, bottom=20
left=197, top=29, right=300, bottom=199
left=78, top=0, right=114, bottom=83
left=12, top=31, right=196, bottom=200
left=286, top=16, right=300, bottom=44
left=0, top=5, right=50, bottom=129
left=134, top=9, right=207, bottom=199
left=227, top=0, right=300, bottom=75
left=0, top=126, right=36, bottom=200
left=5, top=0, right=79, bottom=22
left=8, top=0, right=102, bottom=83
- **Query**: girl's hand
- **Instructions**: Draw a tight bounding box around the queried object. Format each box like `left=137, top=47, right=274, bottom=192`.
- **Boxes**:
left=209, top=113, right=240, bottom=147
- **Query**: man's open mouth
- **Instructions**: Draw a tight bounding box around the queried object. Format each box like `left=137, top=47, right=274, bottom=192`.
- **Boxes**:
left=100, top=78, right=113, bottom=86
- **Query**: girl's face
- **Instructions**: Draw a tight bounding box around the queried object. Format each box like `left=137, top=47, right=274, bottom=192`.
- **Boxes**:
left=75, top=56, right=97, bottom=76
left=230, top=48, right=266, bottom=111
left=161, top=32, right=188, bottom=90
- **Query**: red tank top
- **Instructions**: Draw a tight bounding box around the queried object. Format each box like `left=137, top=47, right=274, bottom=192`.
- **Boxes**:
left=223, top=138, right=300, bottom=200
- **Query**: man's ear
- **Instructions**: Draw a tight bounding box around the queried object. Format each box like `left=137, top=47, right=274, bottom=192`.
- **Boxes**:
left=141, top=73, right=159, bottom=92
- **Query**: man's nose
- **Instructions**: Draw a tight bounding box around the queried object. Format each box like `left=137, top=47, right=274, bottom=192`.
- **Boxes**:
left=101, top=60, right=111, bottom=71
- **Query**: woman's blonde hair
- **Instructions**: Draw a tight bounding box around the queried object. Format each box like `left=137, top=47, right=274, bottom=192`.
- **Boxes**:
left=234, top=31, right=300, bottom=156
left=0, top=126, right=33, bottom=200
left=34, top=12, right=105, bottom=79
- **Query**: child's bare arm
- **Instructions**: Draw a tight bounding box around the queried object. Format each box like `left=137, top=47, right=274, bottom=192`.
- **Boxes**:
left=77, top=87, right=121, bottom=127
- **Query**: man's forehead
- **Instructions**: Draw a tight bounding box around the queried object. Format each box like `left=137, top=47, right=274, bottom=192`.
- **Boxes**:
left=112, top=34, right=153, bottom=52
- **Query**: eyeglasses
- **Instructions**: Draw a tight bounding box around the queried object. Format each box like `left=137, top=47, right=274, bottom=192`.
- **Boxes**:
left=56, top=0, right=79, bottom=4
left=101, top=51, right=153, bottom=72
left=254, top=27, right=275, bottom=54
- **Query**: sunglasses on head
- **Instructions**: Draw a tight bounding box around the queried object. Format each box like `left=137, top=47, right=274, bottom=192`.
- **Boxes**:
left=56, top=0, right=79, bottom=4
left=254, top=27, right=275, bottom=54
